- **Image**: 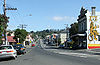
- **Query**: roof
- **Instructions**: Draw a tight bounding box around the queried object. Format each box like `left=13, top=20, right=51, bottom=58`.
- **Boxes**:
left=7, top=36, right=16, bottom=43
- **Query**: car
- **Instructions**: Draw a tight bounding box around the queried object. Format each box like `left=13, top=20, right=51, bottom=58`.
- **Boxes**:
left=0, top=45, right=17, bottom=59
left=13, top=44, right=26, bottom=55
left=59, top=44, right=65, bottom=48
left=31, top=44, right=35, bottom=47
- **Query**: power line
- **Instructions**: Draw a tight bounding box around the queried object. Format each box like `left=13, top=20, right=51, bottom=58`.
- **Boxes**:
left=3, top=0, right=17, bottom=45
left=17, top=24, right=27, bottom=29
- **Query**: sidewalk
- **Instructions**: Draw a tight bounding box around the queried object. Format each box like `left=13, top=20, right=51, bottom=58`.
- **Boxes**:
left=40, top=41, right=100, bottom=55
left=84, top=48, right=100, bottom=55
left=43, top=44, right=100, bottom=55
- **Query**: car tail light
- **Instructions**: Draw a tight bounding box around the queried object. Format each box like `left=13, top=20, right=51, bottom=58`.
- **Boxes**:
left=6, top=50, right=14, bottom=53
left=32, top=44, right=35, bottom=46
left=0, top=51, right=2, bottom=53
left=21, top=48, right=24, bottom=50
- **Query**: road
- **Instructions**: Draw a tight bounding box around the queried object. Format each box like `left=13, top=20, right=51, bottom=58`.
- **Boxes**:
left=0, top=40, right=100, bottom=65
left=0, top=46, right=100, bottom=65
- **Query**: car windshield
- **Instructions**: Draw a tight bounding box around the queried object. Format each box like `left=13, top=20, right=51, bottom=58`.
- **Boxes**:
left=0, top=46, right=12, bottom=50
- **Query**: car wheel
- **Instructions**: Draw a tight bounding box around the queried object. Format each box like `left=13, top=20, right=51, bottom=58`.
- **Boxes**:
left=12, top=56, right=17, bottom=60
left=12, top=57, right=16, bottom=60
left=15, top=56, right=17, bottom=58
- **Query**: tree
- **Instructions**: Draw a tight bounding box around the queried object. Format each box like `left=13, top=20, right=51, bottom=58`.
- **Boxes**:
left=7, top=30, right=13, bottom=36
left=0, top=14, right=9, bottom=44
left=14, top=29, right=28, bottom=43
left=0, top=25, right=4, bottom=44
left=69, top=22, right=78, bottom=36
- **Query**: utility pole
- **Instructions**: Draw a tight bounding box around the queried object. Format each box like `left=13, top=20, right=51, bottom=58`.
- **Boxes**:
left=3, top=0, right=17, bottom=15
left=64, top=24, right=69, bottom=48
left=3, top=0, right=17, bottom=45
left=64, top=24, right=69, bottom=39
left=4, top=0, right=6, bottom=16
left=17, top=24, right=27, bottom=29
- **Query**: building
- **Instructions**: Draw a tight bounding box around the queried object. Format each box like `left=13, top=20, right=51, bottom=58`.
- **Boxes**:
left=60, top=30, right=69, bottom=43
left=7, top=36, right=16, bottom=45
left=77, top=7, right=100, bottom=49
left=45, top=34, right=59, bottom=45
left=60, top=33, right=67, bottom=44
left=2, top=31, right=16, bottom=45
left=24, top=34, right=34, bottom=46
left=78, top=7, right=87, bottom=33
left=76, top=7, right=88, bottom=49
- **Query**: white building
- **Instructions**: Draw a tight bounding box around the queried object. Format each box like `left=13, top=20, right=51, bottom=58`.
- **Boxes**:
left=24, top=34, right=34, bottom=46
left=60, top=33, right=67, bottom=43
left=60, top=30, right=67, bottom=44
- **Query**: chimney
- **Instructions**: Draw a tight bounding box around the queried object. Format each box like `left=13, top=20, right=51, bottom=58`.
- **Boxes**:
left=91, top=7, right=96, bottom=16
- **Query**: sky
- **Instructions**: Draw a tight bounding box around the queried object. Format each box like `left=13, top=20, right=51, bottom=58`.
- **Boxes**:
left=0, top=0, right=100, bottom=32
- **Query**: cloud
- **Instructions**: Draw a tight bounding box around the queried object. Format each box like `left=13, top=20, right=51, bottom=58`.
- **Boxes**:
left=53, top=16, right=63, bottom=21
left=52, top=16, right=76, bottom=22
left=96, top=12, right=100, bottom=16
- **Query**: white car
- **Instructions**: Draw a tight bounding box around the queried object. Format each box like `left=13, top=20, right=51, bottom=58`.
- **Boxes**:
left=0, top=45, right=17, bottom=59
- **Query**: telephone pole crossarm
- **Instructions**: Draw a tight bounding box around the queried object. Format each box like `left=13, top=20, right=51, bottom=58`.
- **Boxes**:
left=6, top=8, right=17, bottom=10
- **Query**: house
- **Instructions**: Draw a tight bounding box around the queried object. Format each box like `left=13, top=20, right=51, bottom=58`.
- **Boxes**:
left=77, top=7, right=100, bottom=49
left=2, top=31, right=16, bottom=45
left=7, top=36, right=16, bottom=45
left=24, top=34, right=34, bottom=46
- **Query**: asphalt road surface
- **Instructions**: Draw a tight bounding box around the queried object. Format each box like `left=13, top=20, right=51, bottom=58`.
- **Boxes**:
left=0, top=44, right=100, bottom=65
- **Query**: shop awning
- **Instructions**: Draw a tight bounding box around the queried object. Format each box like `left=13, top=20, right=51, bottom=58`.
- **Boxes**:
left=71, top=34, right=86, bottom=37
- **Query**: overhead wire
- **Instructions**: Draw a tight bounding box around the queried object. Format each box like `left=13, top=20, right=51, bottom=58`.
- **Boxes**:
left=1, top=0, right=33, bottom=31
left=0, top=0, right=4, bottom=13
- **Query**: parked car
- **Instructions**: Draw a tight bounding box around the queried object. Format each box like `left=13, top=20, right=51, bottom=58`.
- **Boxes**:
left=59, top=44, right=65, bottom=48
left=13, top=44, right=26, bottom=55
left=0, top=45, right=17, bottom=59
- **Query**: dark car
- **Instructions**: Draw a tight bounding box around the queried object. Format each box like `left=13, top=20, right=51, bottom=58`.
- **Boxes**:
left=13, top=44, right=26, bottom=55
